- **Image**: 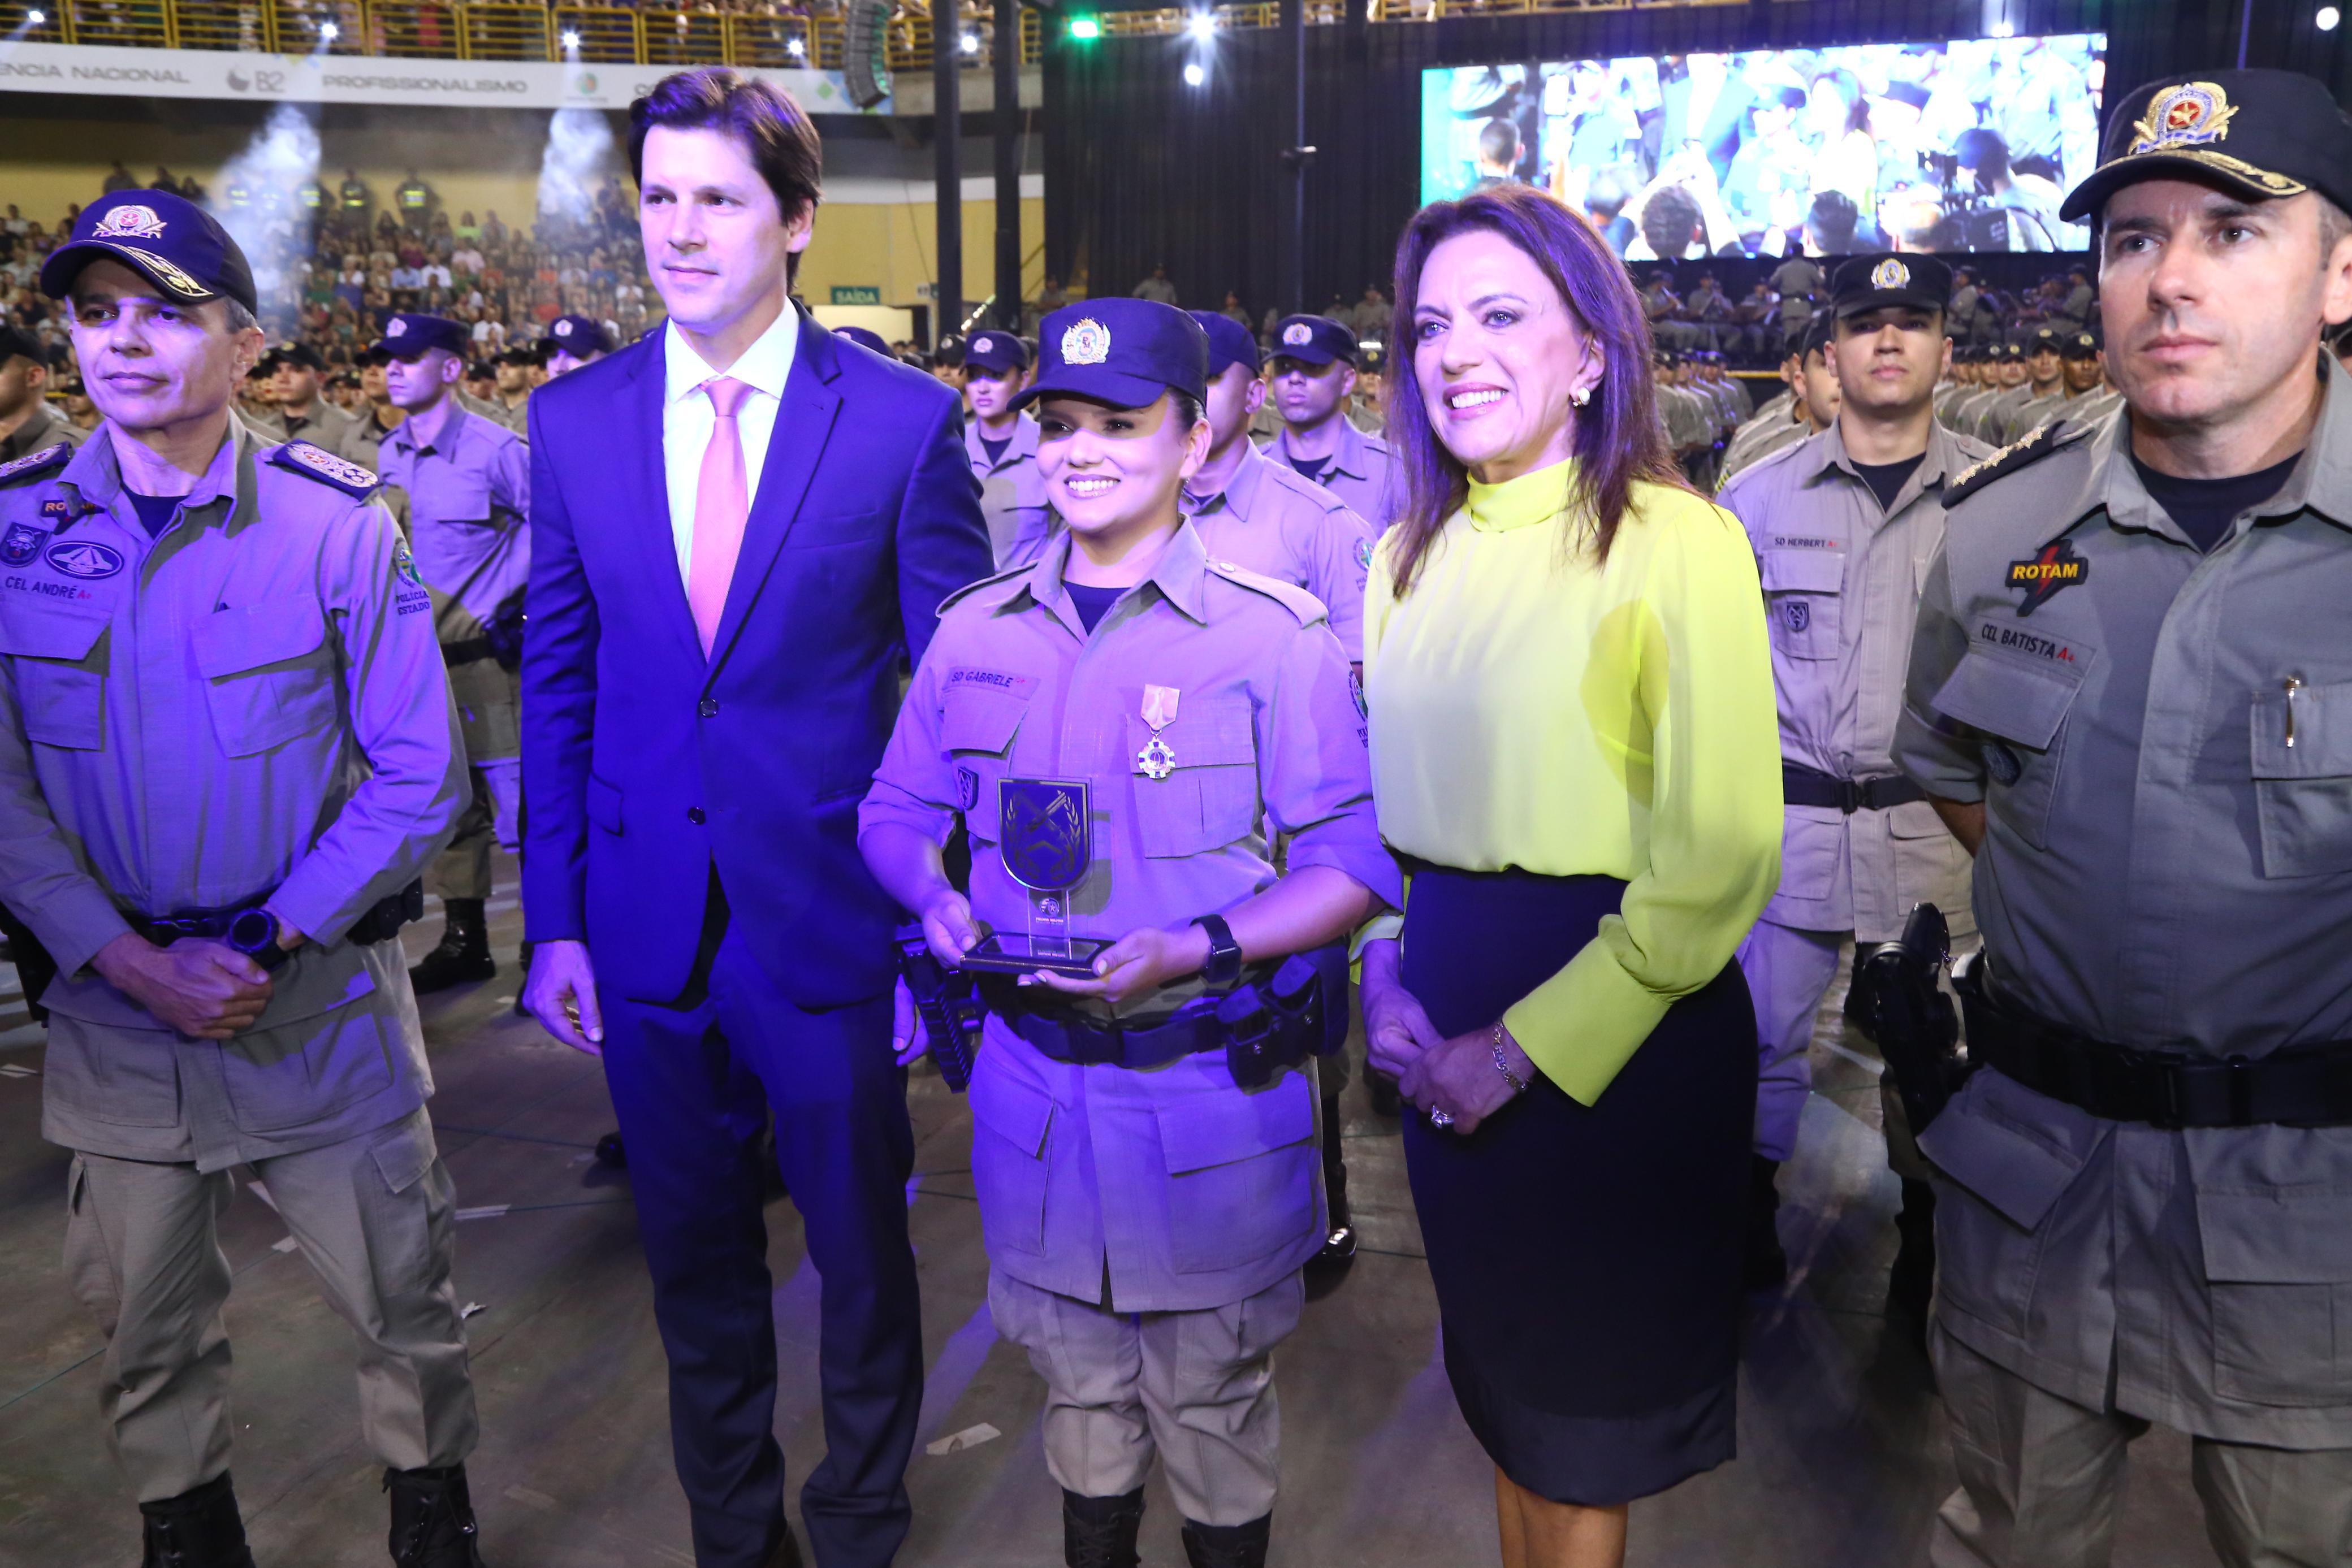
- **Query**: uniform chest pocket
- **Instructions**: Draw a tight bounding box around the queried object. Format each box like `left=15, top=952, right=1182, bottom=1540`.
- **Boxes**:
left=1927, top=646, right=2089, bottom=851
left=0, top=596, right=110, bottom=750
left=191, top=596, right=336, bottom=757
left=941, top=679, right=1031, bottom=842
left=1759, top=548, right=1844, bottom=660
left=2250, top=679, right=2352, bottom=879
left=1128, top=697, right=1261, bottom=858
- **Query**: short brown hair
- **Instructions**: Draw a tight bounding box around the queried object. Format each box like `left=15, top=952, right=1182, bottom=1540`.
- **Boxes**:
left=629, top=68, right=823, bottom=281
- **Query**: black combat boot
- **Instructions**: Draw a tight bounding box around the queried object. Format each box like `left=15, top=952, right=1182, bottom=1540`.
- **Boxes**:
left=1181, top=1514, right=1271, bottom=1568
left=1744, top=1154, right=1789, bottom=1290
left=1887, top=1177, right=1938, bottom=1353
left=1304, top=1095, right=1356, bottom=1298
left=140, top=1474, right=257, bottom=1568
left=409, top=899, right=494, bottom=994
left=384, top=1464, right=490, bottom=1567
left=1062, top=1488, right=1144, bottom=1568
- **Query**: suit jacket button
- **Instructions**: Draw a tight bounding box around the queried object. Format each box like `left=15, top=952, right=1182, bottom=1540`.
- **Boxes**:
left=699, top=698, right=719, bottom=717
left=687, top=807, right=706, bottom=824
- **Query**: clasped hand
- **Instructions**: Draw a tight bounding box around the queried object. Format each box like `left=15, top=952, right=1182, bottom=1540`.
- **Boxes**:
left=1360, top=938, right=1532, bottom=1136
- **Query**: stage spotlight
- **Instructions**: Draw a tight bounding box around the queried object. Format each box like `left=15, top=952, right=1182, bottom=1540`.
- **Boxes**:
left=26, top=6, right=42, bottom=19
left=2320, top=5, right=2342, bottom=28
left=560, top=27, right=581, bottom=47
left=1183, top=60, right=1205, bottom=85
left=960, top=29, right=980, bottom=52
left=1987, top=19, right=2014, bottom=35
left=1067, top=14, right=1100, bottom=39
left=1186, top=11, right=1215, bottom=40
left=319, top=18, right=338, bottom=39
left=786, top=33, right=806, bottom=54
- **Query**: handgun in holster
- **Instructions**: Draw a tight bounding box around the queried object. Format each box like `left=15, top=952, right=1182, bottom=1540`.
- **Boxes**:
left=1846, top=902, right=1973, bottom=1134
left=895, top=922, right=983, bottom=1092
left=1215, top=955, right=1324, bottom=1090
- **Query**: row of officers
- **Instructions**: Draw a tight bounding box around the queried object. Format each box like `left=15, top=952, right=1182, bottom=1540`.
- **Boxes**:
left=2, top=61, right=2351, bottom=1568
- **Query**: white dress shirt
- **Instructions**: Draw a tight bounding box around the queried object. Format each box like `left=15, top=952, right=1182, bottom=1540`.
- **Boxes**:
left=661, top=308, right=798, bottom=586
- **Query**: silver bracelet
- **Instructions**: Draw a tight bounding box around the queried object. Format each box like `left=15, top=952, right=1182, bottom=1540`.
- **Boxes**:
left=1490, top=1023, right=1529, bottom=1097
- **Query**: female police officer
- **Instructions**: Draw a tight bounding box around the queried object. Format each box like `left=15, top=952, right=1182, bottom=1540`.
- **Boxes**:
left=859, top=298, right=1396, bottom=1568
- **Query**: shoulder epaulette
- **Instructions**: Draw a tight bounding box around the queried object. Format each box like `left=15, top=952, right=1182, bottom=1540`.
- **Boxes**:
left=0, top=443, right=72, bottom=487
left=1717, top=430, right=1810, bottom=497
left=1204, top=556, right=1327, bottom=626
left=1941, top=421, right=2091, bottom=509
left=269, top=440, right=380, bottom=499
left=936, top=560, right=1034, bottom=616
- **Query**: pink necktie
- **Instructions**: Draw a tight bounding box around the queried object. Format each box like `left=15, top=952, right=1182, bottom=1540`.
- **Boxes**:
left=686, top=376, right=754, bottom=655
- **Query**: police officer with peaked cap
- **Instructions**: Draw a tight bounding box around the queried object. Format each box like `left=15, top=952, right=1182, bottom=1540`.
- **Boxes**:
left=0, top=323, right=85, bottom=462
left=1717, top=252, right=1990, bottom=1302
left=253, top=339, right=358, bottom=453
left=1262, top=313, right=1401, bottom=532
left=0, top=189, right=491, bottom=1566
left=1949, top=339, right=2027, bottom=444
left=1185, top=307, right=1383, bottom=1278
left=1897, top=71, right=2352, bottom=1566
left=373, top=312, right=532, bottom=996
left=539, top=313, right=614, bottom=379
left=861, top=297, right=1398, bottom=1568
left=961, top=327, right=1053, bottom=569
left=2013, top=328, right=2122, bottom=441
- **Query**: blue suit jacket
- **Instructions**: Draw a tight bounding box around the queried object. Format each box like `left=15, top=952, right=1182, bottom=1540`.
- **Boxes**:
left=520, top=313, right=992, bottom=1006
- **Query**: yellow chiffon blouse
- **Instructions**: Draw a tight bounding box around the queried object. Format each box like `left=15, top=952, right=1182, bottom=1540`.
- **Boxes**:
left=1363, top=460, right=1783, bottom=1104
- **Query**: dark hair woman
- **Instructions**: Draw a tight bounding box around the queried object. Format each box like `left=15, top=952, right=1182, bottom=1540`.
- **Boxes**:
left=1359, top=183, right=1782, bottom=1568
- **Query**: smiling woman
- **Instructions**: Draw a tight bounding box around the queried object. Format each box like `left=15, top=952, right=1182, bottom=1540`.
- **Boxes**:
left=1356, top=183, right=1783, bottom=1568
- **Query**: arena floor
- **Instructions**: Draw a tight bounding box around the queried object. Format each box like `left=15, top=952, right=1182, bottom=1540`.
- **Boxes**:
left=0, top=861, right=2225, bottom=1568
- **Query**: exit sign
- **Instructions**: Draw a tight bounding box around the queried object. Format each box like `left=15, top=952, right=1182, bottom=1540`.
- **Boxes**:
left=831, top=285, right=881, bottom=305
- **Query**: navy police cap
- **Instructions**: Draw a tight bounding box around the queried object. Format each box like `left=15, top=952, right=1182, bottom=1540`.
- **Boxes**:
left=41, top=188, right=258, bottom=318
left=1187, top=311, right=1261, bottom=378
left=376, top=313, right=470, bottom=360
left=1268, top=314, right=1357, bottom=367
left=1015, top=299, right=1208, bottom=413
left=965, top=330, right=1031, bottom=374
left=2061, top=69, right=2352, bottom=224
left=547, top=314, right=615, bottom=357
left=833, top=324, right=890, bottom=356
left=1830, top=253, right=1951, bottom=317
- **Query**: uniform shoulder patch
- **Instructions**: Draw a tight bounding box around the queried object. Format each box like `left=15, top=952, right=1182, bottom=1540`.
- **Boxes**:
left=936, top=561, right=1034, bottom=617
left=0, top=442, right=72, bottom=487
left=1941, top=421, right=2090, bottom=509
left=270, top=440, right=380, bottom=498
left=1204, top=556, right=1328, bottom=626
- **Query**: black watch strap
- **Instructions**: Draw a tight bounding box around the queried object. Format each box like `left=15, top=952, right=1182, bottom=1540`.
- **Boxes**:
left=1192, top=913, right=1242, bottom=986
left=228, top=907, right=291, bottom=972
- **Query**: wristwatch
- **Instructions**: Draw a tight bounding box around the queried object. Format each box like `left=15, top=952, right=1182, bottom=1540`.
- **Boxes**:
left=1191, top=913, right=1243, bottom=987
left=227, top=907, right=292, bottom=973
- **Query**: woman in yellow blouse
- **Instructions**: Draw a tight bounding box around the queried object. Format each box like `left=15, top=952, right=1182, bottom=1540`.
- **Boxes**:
left=1360, top=184, right=1782, bottom=1568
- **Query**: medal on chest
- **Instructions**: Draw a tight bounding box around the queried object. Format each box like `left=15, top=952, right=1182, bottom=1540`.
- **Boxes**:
left=1137, top=684, right=1180, bottom=781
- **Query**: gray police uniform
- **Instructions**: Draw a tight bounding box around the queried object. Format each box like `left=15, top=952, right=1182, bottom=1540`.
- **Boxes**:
left=964, top=412, right=1053, bottom=570
left=1896, top=362, right=2352, bottom=1565
left=0, top=425, right=475, bottom=1500
left=252, top=396, right=357, bottom=454
left=458, top=386, right=524, bottom=438
left=1265, top=419, right=1399, bottom=535
left=2, top=400, right=88, bottom=462
left=339, top=408, right=401, bottom=472
left=862, top=521, right=1398, bottom=1528
left=1182, top=440, right=1374, bottom=662
left=1719, top=419, right=1988, bottom=1167
left=1994, top=385, right=2066, bottom=445
left=375, top=397, right=531, bottom=902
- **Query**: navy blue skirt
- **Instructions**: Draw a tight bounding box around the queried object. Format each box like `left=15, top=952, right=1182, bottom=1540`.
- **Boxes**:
left=1400, top=867, right=1756, bottom=1507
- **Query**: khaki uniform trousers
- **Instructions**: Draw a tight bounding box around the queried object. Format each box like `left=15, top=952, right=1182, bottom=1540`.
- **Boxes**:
left=62, top=1108, right=479, bottom=1501
left=988, top=1268, right=1304, bottom=1528
left=1930, top=1328, right=2352, bottom=1568
left=429, top=655, right=522, bottom=902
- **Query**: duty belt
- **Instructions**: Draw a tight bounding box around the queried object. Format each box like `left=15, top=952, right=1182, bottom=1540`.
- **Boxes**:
left=1960, top=969, right=2352, bottom=1129
left=442, top=637, right=496, bottom=668
left=1782, top=762, right=1924, bottom=815
left=985, top=984, right=1229, bottom=1071
left=122, top=882, right=423, bottom=948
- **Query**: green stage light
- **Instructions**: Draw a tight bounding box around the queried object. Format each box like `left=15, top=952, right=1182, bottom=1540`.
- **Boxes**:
left=1068, top=15, right=1101, bottom=39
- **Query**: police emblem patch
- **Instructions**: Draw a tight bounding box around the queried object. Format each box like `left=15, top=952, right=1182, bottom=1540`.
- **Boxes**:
left=957, top=765, right=980, bottom=812
left=1062, top=318, right=1111, bottom=366
left=46, top=539, right=124, bottom=579
left=1870, top=258, right=1911, bottom=292
left=271, top=441, right=381, bottom=498
left=1, top=521, right=48, bottom=566
left=94, top=203, right=167, bottom=240
left=1355, top=536, right=1374, bottom=571
left=1982, top=739, right=2024, bottom=787
left=393, top=536, right=425, bottom=590
left=2132, top=81, right=2238, bottom=153
left=1282, top=322, right=1313, bottom=347
left=1348, top=666, right=1368, bottom=721
left=2005, top=538, right=2090, bottom=616
left=1784, top=599, right=1811, bottom=633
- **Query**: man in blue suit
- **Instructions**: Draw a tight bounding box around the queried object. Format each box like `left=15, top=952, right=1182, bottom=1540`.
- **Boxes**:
left=519, top=68, right=992, bottom=1568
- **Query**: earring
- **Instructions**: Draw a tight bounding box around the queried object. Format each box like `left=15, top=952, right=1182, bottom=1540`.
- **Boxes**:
left=1571, top=385, right=1593, bottom=408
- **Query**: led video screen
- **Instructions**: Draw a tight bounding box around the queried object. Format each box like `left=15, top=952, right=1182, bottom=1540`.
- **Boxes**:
left=1420, top=35, right=2105, bottom=256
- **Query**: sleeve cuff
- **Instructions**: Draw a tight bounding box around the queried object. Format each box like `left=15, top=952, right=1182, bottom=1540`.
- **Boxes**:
left=264, top=869, right=360, bottom=947
left=1502, top=931, right=1674, bottom=1107
left=32, top=884, right=138, bottom=982
left=857, top=790, right=957, bottom=847
left=1282, top=838, right=1404, bottom=917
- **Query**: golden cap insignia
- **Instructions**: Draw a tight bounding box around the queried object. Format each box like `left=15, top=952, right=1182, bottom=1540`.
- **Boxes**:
left=1870, top=258, right=1911, bottom=291
left=2130, top=81, right=2238, bottom=154
left=1282, top=321, right=1313, bottom=346
left=386, top=317, right=407, bottom=337
left=94, top=203, right=166, bottom=240
left=1061, top=318, right=1110, bottom=366
left=112, top=245, right=210, bottom=300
